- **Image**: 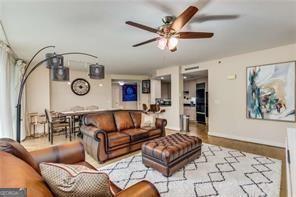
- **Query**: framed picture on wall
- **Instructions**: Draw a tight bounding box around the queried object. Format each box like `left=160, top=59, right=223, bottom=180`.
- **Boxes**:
left=122, top=84, right=137, bottom=102
left=246, top=61, right=296, bottom=122
left=142, top=80, right=150, bottom=94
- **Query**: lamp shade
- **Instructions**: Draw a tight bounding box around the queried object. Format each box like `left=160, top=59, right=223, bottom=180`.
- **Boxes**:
left=89, top=64, right=105, bottom=79
left=168, top=37, right=178, bottom=50
left=46, top=53, right=63, bottom=69
left=157, top=38, right=167, bottom=50
left=51, top=66, right=70, bottom=81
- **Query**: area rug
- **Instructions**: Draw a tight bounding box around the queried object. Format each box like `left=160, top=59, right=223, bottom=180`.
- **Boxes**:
left=98, top=143, right=281, bottom=197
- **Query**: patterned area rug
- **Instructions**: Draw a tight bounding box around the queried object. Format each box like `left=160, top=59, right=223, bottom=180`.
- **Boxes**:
left=98, top=143, right=281, bottom=197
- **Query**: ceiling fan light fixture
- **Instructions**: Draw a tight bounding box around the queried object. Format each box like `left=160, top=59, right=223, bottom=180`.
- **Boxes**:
left=157, top=38, right=167, bottom=50
left=168, top=37, right=178, bottom=50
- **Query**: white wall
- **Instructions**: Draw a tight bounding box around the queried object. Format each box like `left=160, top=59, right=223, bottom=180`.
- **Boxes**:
left=25, top=66, right=51, bottom=135
left=110, top=74, right=150, bottom=110
left=182, top=43, right=296, bottom=147
left=112, top=83, right=138, bottom=110
left=161, top=81, right=171, bottom=99
left=26, top=66, right=50, bottom=113
left=151, top=79, right=161, bottom=103
left=26, top=69, right=150, bottom=114
left=50, top=70, right=112, bottom=111
left=153, top=66, right=183, bottom=130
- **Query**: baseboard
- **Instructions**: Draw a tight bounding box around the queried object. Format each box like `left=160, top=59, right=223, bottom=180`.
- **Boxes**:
left=166, top=126, right=181, bottom=131
left=209, top=131, right=285, bottom=148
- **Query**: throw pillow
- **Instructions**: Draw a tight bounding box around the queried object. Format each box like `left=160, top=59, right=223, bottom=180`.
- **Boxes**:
left=40, top=163, right=112, bottom=197
left=140, top=113, right=156, bottom=128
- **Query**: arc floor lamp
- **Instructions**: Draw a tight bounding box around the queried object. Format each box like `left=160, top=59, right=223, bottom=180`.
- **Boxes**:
left=16, top=45, right=104, bottom=142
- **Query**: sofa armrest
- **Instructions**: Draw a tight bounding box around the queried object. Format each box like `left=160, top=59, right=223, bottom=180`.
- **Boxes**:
left=80, top=125, right=109, bottom=162
left=110, top=182, right=122, bottom=196
left=80, top=125, right=107, bottom=141
left=115, top=180, right=160, bottom=197
left=155, top=118, right=167, bottom=130
left=30, top=141, right=85, bottom=172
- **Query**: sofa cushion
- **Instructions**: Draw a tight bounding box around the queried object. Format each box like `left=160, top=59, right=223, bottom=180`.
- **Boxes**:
left=0, top=152, right=53, bottom=197
left=142, top=127, right=162, bottom=137
left=140, top=113, right=156, bottom=128
left=40, top=163, right=112, bottom=197
left=85, top=113, right=116, bottom=132
left=107, top=132, right=130, bottom=148
left=122, top=128, right=149, bottom=142
left=114, top=111, right=134, bottom=131
left=130, top=112, right=142, bottom=128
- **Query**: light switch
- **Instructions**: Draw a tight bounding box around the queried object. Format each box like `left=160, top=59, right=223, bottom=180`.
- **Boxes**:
left=227, top=74, right=237, bottom=80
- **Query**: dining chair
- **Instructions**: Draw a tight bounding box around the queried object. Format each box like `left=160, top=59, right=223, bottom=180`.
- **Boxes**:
left=27, top=112, right=47, bottom=138
left=69, top=106, right=85, bottom=136
left=142, top=104, right=150, bottom=113
left=44, top=109, right=71, bottom=144
left=155, top=104, right=165, bottom=113
left=150, top=104, right=157, bottom=113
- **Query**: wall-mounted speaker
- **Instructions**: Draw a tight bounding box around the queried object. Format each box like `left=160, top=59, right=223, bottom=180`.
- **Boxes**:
left=89, top=64, right=105, bottom=79
left=51, top=66, right=70, bottom=81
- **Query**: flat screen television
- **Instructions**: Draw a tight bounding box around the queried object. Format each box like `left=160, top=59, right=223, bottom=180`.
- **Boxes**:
left=122, top=84, right=137, bottom=102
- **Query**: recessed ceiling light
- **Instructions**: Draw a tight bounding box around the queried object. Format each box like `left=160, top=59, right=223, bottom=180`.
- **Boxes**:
left=183, top=76, right=187, bottom=79
left=118, top=81, right=125, bottom=86
left=67, top=81, right=71, bottom=85
left=160, top=77, right=164, bottom=80
left=99, top=83, right=103, bottom=87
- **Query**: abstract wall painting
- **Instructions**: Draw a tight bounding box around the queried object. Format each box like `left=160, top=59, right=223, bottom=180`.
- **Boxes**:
left=122, top=84, right=137, bottom=102
left=247, top=61, right=295, bottom=122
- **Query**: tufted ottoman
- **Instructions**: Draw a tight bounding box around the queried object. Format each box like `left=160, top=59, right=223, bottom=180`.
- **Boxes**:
left=142, top=133, right=202, bottom=177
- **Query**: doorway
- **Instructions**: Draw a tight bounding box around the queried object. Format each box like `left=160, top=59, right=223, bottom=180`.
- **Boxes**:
left=183, top=70, right=208, bottom=133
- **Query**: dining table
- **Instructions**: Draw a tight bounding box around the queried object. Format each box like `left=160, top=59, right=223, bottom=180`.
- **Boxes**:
left=58, top=108, right=120, bottom=138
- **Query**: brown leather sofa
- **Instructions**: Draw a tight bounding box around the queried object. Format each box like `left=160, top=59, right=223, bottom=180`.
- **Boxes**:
left=0, top=138, right=160, bottom=197
left=81, top=110, right=167, bottom=163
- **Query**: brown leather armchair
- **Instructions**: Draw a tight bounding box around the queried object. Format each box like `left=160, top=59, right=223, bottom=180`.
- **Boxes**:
left=0, top=138, right=160, bottom=197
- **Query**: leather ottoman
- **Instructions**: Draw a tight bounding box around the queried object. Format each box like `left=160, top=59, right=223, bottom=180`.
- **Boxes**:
left=142, top=133, right=202, bottom=177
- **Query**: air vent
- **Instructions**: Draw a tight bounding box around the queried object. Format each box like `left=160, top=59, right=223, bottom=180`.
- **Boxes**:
left=185, top=66, right=199, bottom=71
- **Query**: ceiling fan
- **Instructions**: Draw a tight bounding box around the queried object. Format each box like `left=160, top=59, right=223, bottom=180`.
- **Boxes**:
left=126, top=5, right=214, bottom=52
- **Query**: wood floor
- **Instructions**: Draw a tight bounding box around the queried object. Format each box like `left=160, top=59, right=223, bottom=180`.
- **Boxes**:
left=22, top=122, right=286, bottom=197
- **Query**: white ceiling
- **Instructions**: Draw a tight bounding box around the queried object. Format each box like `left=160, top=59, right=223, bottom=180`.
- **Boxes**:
left=1, top=0, right=296, bottom=74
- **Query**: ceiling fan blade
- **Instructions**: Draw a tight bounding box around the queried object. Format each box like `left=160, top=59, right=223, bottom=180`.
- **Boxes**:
left=132, top=37, right=160, bottom=47
left=126, top=21, right=158, bottom=33
left=191, top=14, right=240, bottom=23
left=178, top=32, right=214, bottom=39
left=170, top=6, right=198, bottom=32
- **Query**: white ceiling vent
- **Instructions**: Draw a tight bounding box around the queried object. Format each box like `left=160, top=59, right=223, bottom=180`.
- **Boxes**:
left=185, top=66, right=199, bottom=71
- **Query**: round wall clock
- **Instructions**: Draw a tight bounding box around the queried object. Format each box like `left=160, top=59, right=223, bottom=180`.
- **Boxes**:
left=71, top=78, right=90, bottom=96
